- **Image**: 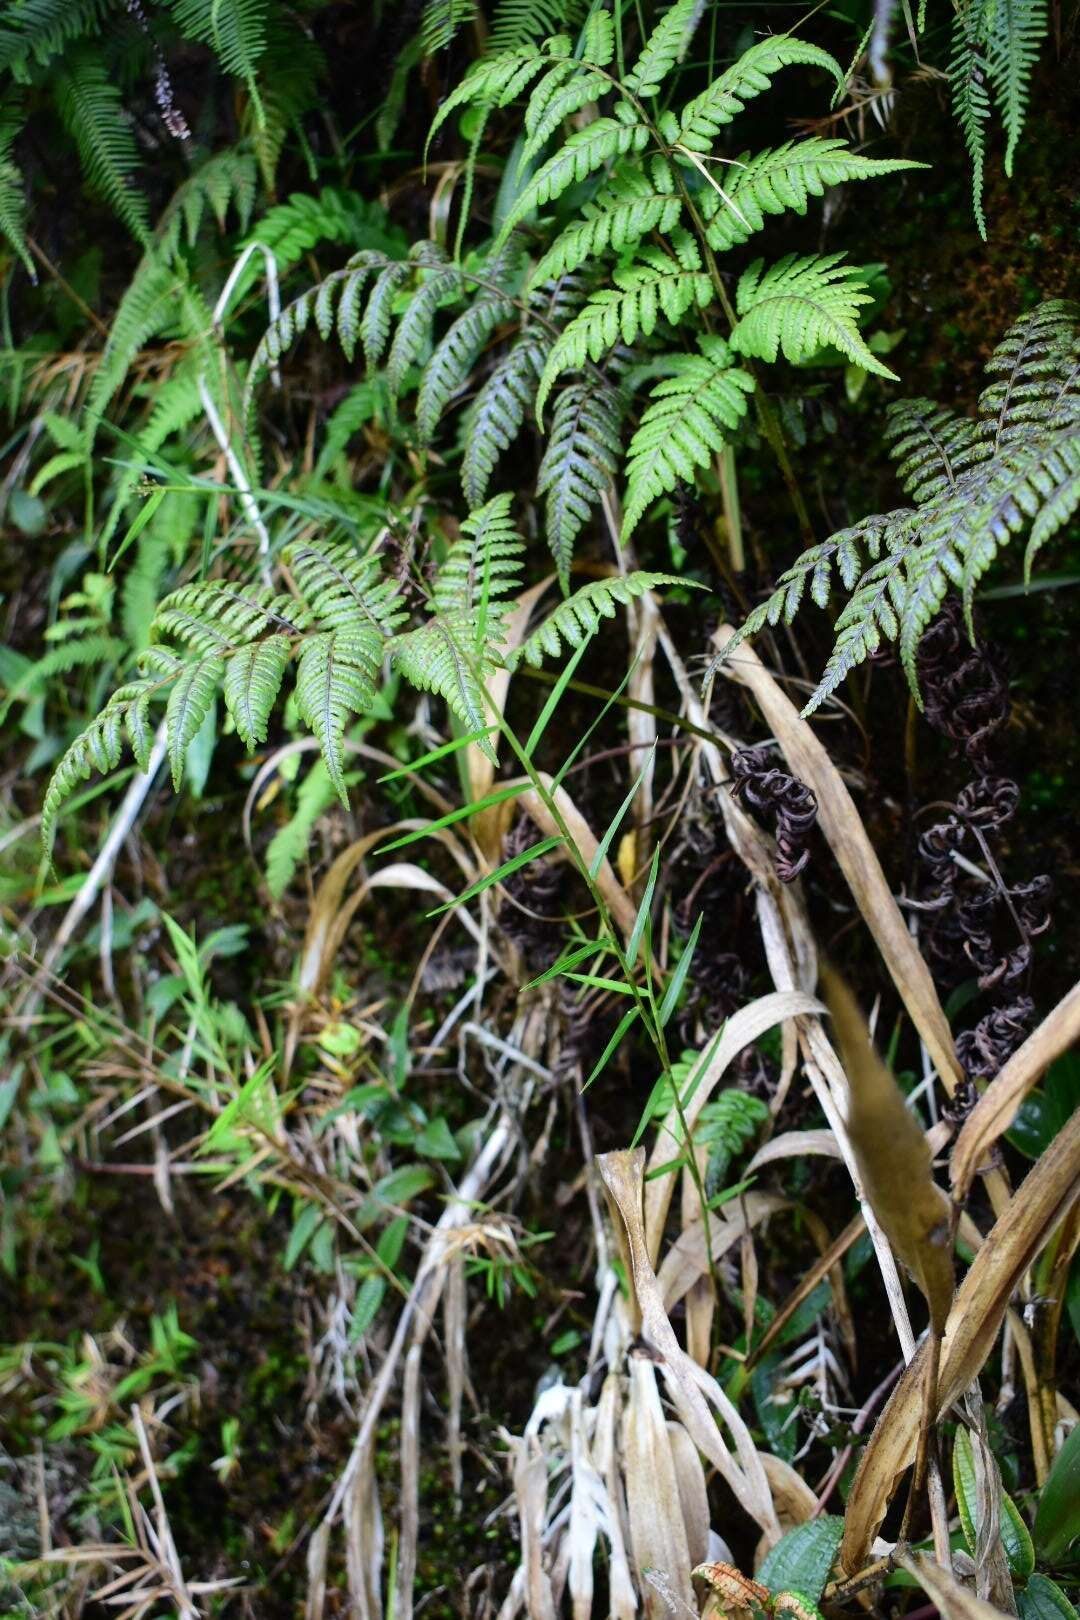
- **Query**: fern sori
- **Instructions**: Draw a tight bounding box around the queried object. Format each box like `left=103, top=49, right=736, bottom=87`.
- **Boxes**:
left=723, top=300, right=1080, bottom=712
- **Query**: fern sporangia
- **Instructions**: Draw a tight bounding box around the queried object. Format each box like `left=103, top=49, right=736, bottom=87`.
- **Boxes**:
left=42, top=491, right=667, bottom=846
left=723, top=301, right=1080, bottom=713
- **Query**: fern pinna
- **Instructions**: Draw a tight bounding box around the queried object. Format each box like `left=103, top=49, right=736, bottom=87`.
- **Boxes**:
left=42, top=494, right=677, bottom=850
left=723, top=301, right=1080, bottom=712
left=243, top=6, right=921, bottom=577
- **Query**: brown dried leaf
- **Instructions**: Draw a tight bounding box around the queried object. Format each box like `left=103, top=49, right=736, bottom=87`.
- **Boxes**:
left=624, top=1358, right=694, bottom=1615
left=893, top=1551, right=1014, bottom=1620
left=823, top=967, right=954, bottom=1336
left=841, top=1105, right=1080, bottom=1573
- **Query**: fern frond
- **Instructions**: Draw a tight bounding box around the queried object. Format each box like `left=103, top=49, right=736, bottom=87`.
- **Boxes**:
left=977, top=300, right=1080, bottom=451
left=702, top=138, right=925, bottom=253
left=291, top=630, right=385, bottom=802
left=283, top=539, right=408, bottom=640
left=425, top=42, right=555, bottom=158
left=674, top=36, right=843, bottom=151
left=86, top=261, right=199, bottom=434
left=316, top=380, right=392, bottom=478
left=432, top=492, right=525, bottom=624
left=170, top=0, right=268, bottom=125
left=531, top=161, right=683, bottom=285
left=242, top=10, right=323, bottom=188
left=245, top=187, right=402, bottom=275
left=984, top=0, right=1046, bottom=176
left=157, top=147, right=259, bottom=261
left=731, top=252, right=896, bottom=379
left=41, top=676, right=158, bottom=854
left=421, top=0, right=479, bottom=54
left=805, top=545, right=911, bottom=713
left=626, top=0, right=706, bottom=97
left=0, top=120, right=33, bottom=280
left=622, top=335, right=754, bottom=539
left=949, top=8, right=992, bottom=239
left=487, top=0, right=583, bottom=53
left=53, top=44, right=149, bottom=242
left=537, top=381, right=623, bottom=585
left=0, top=0, right=113, bottom=76
left=392, top=619, right=491, bottom=741
left=537, top=236, right=714, bottom=420
left=498, top=113, right=650, bottom=244
left=520, top=58, right=614, bottom=167
left=164, top=651, right=224, bottom=789
left=462, top=332, right=547, bottom=507
left=514, top=572, right=684, bottom=667
left=883, top=399, right=981, bottom=505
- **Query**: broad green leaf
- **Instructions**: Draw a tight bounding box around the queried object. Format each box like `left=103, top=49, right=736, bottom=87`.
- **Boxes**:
left=757, top=1517, right=844, bottom=1602
left=1035, top=1422, right=1080, bottom=1562
left=1018, top=1576, right=1080, bottom=1620
left=953, top=1426, right=1035, bottom=1577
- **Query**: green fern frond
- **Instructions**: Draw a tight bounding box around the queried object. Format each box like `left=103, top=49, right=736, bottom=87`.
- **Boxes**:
left=392, top=619, right=492, bottom=741
left=0, top=0, right=113, bottom=76
left=41, top=676, right=158, bottom=855
left=282, top=539, right=408, bottom=640
left=432, top=492, right=525, bottom=623
left=0, top=117, right=33, bottom=280
left=85, top=260, right=197, bottom=435
left=702, top=138, right=925, bottom=253
left=244, top=187, right=403, bottom=275
left=386, top=253, right=465, bottom=393
left=316, top=380, right=392, bottom=478
left=949, top=8, right=992, bottom=239
left=674, top=35, right=843, bottom=152
left=170, top=0, right=268, bottom=126
left=53, top=43, right=150, bottom=242
left=418, top=291, right=517, bottom=442
left=487, top=0, right=583, bottom=53
left=537, top=236, right=714, bottom=420
left=498, top=113, right=650, bottom=244
left=520, top=57, right=614, bottom=168
left=622, top=335, right=754, bottom=539
left=985, top=0, right=1047, bottom=176
left=425, top=42, right=556, bottom=159
left=727, top=301, right=1080, bottom=714
left=164, top=651, right=224, bottom=789
left=462, top=332, right=547, bottom=507
left=0, top=633, right=126, bottom=722
left=421, top=0, right=479, bottom=54
left=242, top=10, right=324, bottom=188
left=100, top=363, right=206, bottom=549
left=537, top=381, right=623, bottom=585
left=156, top=147, right=259, bottom=261
left=291, top=629, right=385, bottom=800
left=531, top=161, right=683, bottom=285
left=730, top=252, right=896, bottom=379
left=626, top=0, right=706, bottom=98
left=514, top=572, right=684, bottom=667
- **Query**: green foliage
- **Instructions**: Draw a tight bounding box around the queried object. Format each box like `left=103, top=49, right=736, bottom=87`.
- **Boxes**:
left=757, top=1517, right=844, bottom=1603
left=948, top=0, right=1048, bottom=236
left=513, top=571, right=683, bottom=667
left=726, top=300, right=1080, bottom=711
left=53, top=43, right=150, bottom=244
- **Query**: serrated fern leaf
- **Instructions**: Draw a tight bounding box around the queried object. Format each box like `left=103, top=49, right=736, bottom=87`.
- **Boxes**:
left=675, top=36, right=843, bottom=151
left=622, top=336, right=754, bottom=538
left=537, top=381, right=623, bottom=585
left=417, top=290, right=515, bottom=442
left=294, top=629, right=385, bottom=801
left=392, top=619, right=491, bottom=743
left=53, top=44, right=149, bottom=242
left=42, top=677, right=158, bottom=855
left=498, top=115, right=650, bottom=244
left=487, top=0, right=583, bottom=53
left=283, top=538, right=407, bottom=638
left=514, top=572, right=684, bottom=667
left=531, top=166, right=683, bottom=285
left=462, top=332, right=547, bottom=506
left=949, top=8, right=992, bottom=239
left=433, top=492, right=525, bottom=626
left=165, top=651, right=224, bottom=788
left=0, top=117, right=33, bottom=279
left=703, top=138, right=925, bottom=253
left=537, top=240, right=714, bottom=420
left=425, top=43, right=554, bottom=159
left=984, top=0, right=1046, bottom=176
left=626, top=0, right=705, bottom=97
left=882, top=399, right=981, bottom=504
left=731, top=253, right=896, bottom=379
left=0, top=0, right=113, bottom=76
left=421, top=0, right=479, bottom=54
left=170, top=0, right=268, bottom=125
left=521, top=58, right=613, bottom=166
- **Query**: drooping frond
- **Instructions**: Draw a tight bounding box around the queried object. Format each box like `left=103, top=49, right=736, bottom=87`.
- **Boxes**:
left=0, top=115, right=33, bottom=279
left=0, top=0, right=114, bottom=76
left=673, top=35, right=843, bottom=151
left=622, top=336, right=754, bottom=539
left=626, top=0, right=706, bottom=97
left=725, top=300, right=1080, bottom=713
left=242, top=9, right=324, bottom=187
left=701, top=138, right=925, bottom=253
left=417, top=289, right=516, bottom=442
left=537, top=236, right=714, bottom=419
left=537, top=381, right=623, bottom=585
left=949, top=6, right=992, bottom=239
left=41, top=677, right=158, bottom=854
left=53, top=43, right=149, bottom=242
left=392, top=495, right=524, bottom=754
left=169, top=0, right=269, bottom=125
left=487, top=0, right=584, bottom=53
left=730, top=253, right=897, bottom=378
left=462, top=332, right=548, bottom=507
left=156, top=146, right=259, bottom=259
left=421, top=0, right=479, bottom=54
left=985, top=0, right=1047, bottom=175
left=514, top=573, right=685, bottom=667
left=244, top=187, right=403, bottom=275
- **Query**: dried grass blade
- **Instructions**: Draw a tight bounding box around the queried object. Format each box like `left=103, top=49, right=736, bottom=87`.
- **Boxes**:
left=893, top=1551, right=1015, bottom=1620
left=624, top=1358, right=695, bottom=1615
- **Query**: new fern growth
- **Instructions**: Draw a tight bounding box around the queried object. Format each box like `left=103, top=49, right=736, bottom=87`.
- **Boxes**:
left=723, top=300, right=1080, bottom=712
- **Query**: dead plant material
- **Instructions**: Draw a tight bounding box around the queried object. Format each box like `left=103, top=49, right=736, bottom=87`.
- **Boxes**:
left=822, top=967, right=955, bottom=1336
left=952, top=978, right=1080, bottom=1199
left=713, top=626, right=963, bottom=1094
left=893, top=1550, right=1016, bottom=1620
left=840, top=1104, right=1080, bottom=1573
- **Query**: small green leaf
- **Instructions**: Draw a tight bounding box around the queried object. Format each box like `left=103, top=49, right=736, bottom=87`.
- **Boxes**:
left=1017, top=1576, right=1080, bottom=1620
left=757, top=1518, right=844, bottom=1603
left=954, top=1426, right=1036, bottom=1576
left=284, top=1203, right=324, bottom=1270
left=415, top=1116, right=462, bottom=1161
left=582, top=1006, right=639, bottom=1091
left=658, top=912, right=702, bottom=1025
left=1035, top=1423, right=1080, bottom=1562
